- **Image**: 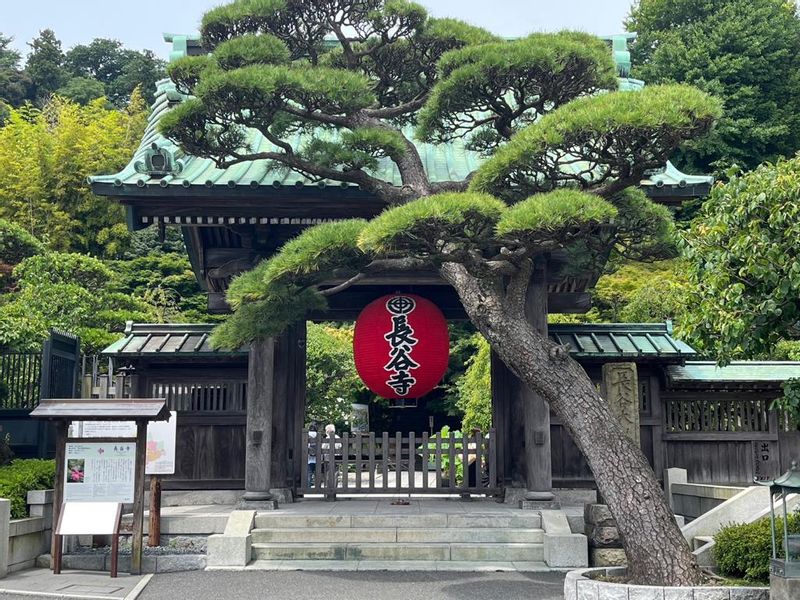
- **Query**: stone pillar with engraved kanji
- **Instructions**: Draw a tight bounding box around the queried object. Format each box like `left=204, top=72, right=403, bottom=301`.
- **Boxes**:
left=586, top=362, right=640, bottom=566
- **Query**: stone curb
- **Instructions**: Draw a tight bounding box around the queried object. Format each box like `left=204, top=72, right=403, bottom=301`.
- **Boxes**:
left=37, top=553, right=206, bottom=574
left=563, top=566, right=769, bottom=600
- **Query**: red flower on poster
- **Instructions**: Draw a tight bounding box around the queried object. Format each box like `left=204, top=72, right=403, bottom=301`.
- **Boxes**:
left=353, top=294, right=449, bottom=399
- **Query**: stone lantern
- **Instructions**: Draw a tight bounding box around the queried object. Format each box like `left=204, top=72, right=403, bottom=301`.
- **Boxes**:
left=756, top=462, right=800, bottom=600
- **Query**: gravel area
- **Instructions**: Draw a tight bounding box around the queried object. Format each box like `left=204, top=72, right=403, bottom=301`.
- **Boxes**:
left=72, top=535, right=207, bottom=556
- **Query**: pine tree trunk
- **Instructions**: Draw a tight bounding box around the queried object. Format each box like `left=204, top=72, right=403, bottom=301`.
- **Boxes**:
left=442, top=263, right=703, bottom=586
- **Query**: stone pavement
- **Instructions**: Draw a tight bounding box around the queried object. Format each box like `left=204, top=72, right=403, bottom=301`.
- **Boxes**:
left=139, top=569, right=567, bottom=600
left=0, top=568, right=151, bottom=600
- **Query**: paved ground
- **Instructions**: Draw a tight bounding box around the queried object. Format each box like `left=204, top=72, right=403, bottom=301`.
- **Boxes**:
left=0, top=568, right=150, bottom=600
left=139, top=570, right=567, bottom=600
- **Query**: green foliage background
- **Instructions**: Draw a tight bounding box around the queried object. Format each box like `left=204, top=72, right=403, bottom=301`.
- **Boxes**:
left=0, top=459, right=55, bottom=519
left=628, top=0, right=800, bottom=172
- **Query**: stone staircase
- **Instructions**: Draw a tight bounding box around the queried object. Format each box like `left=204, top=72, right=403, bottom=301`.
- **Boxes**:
left=249, top=512, right=545, bottom=563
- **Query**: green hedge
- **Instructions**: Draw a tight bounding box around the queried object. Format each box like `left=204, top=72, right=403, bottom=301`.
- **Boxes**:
left=0, top=459, right=55, bottom=519
left=714, top=513, right=800, bottom=583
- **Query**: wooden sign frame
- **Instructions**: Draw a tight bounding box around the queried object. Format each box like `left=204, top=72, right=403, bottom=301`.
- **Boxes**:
left=30, top=398, right=169, bottom=576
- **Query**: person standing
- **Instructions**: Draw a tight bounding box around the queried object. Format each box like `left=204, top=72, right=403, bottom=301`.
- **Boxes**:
left=307, top=423, right=318, bottom=488
left=321, top=423, right=342, bottom=488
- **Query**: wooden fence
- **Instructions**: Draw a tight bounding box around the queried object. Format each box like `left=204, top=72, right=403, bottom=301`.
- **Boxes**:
left=665, top=396, right=771, bottom=433
left=299, top=429, right=498, bottom=497
left=0, top=353, right=42, bottom=409
left=149, top=380, right=247, bottom=412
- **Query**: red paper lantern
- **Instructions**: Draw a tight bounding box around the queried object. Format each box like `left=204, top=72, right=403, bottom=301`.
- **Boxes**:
left=353, top=294, right=449, bottom=399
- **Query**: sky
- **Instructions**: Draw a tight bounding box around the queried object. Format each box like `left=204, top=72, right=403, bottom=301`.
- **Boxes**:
left=2, top=0, right=634, bottom=58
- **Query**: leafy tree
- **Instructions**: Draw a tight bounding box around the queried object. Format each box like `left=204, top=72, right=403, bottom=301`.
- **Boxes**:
left=0, top=93, right=147, bottom=254
left=25, top=29, right=66, bottom=101
left=0, top=33, right=31, bottom=107
left=432, top=323, right=481, bottom=418
left=456, top=334, right=492, bottom=432
left=0, top=218, right=43, bottom=292
left=627, top=0, right=800, bottom=172
left=305, top=323, right=371, bottom=428
left=591, top=260, right=691, bottom=326
left=112, top=251, right=211, bottom=323
left=64, top=39, right=127, bottom=84
left=0, top=252, right=151, bottom=352
left=683, top=158, right=800, bottom=362
left=56, top=76, right=106, bottom=105
left=110, top=49, right=165, bottom=106
left=65, top=39, right=165, bottom=105
left=682, top=158, right=800, bottom=418
left=163, top=0, right=722, bottom=584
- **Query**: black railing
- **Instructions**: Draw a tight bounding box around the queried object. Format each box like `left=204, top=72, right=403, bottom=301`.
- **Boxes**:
left=0, top=353, right=42, bottom=409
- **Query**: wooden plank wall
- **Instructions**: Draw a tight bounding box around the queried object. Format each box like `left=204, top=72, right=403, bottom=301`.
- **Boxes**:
left=548, top=370, right=800, bottom=487
left=141, top=364, right=248, bottom=490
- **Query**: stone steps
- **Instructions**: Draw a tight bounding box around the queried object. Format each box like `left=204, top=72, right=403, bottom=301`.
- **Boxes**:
left=252, top=513, right=542, bottom=530
left=251, top=527, right=544, bottom=544
left=234, top=559, right=552, bottom=572
left=251, top=542, right=545, bottom=562
left=250, top=512, right=545, bottom=563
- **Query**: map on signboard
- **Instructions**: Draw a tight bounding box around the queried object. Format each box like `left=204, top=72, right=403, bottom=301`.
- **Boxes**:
left=143, top=412, right=176, bottom=475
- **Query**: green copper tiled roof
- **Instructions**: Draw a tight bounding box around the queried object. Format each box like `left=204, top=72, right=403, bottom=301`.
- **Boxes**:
left=548, top=322, right=695, bottom=362
left=667, top=362, right=800, bottom=387
left=102, top=322, right=246, bottom=357
left=102, top=321, right=694, bottom=362
left=89, top=78, right=482, bottom=192
left=89, top=33, right=710, bottom=196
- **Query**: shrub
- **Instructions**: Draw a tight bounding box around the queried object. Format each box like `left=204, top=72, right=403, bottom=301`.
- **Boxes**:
left=714, top=513, right=800, bottom=583
left=0, top=219, right=43, bottom=292
left=0, top=459, right=55, bottom=519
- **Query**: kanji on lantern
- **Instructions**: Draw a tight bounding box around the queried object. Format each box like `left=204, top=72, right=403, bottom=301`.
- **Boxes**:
left=353, top=294, right=449, bottom=399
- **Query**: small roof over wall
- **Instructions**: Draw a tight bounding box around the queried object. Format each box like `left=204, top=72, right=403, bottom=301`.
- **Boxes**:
left=666, top=361, right=800, bottom=389
left=548, top=322, right=695, bottom=363
left=30, top=398, right=170, bottom=421
left=102, top=322, right=246, bottom=358
left=102, top=321, right=695, bottom=363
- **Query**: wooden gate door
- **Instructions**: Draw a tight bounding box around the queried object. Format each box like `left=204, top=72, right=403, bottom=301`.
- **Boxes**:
left=299, top=429, right=498, bottom=499
left=37, top=329, right=80, bottom=456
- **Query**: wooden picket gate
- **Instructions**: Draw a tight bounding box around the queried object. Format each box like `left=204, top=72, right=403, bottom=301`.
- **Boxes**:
left=299, top=429, right=498, bottom=498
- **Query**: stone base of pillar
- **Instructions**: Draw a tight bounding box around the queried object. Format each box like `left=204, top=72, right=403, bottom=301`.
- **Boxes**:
left=237, top=491, right=278, bottom=510
left=525, top=490, right=555, bottom=501
left=520, top=499, right=562, bottom=510
left=269, top=488, right=294, bottom=504
left=521, top=489, right=559, bottom=509
left=501, top=486, right=528, bottom=505
left=236, top=498, right=279, bottom=510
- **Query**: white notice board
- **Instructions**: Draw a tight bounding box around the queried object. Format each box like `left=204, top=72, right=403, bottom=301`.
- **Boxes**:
left=78, top=411, right=177, bottom=475
left=64, top=442, right=135, bottom=502
left=57, top=502, right=121, bottom=535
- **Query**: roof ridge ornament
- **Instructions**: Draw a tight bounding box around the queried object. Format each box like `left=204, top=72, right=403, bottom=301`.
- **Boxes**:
left=163, top=33, right=203, bottom=63
left=600, top=33, right=638, bottom=77
left=135, top=143, right=184, bottom=178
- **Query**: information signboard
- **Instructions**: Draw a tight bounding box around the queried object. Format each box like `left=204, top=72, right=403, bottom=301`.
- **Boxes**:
left=64, top=442, right=135, bottom=503
left=77, top=411, right=177, bottom=475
